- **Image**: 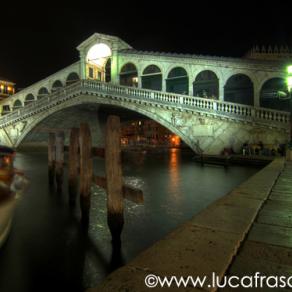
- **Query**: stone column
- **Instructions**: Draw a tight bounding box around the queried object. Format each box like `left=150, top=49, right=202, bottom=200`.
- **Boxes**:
left=111, top=49, right=119, bottom=84
left=219, top=82, right=224, bottom=101
left=162, top=79, right=166, bottom=92
left=254, top=85, right=260, bottom=107
left=188, top=82, right=193, bottom=96
left=79, top=52, right=87, bottom=79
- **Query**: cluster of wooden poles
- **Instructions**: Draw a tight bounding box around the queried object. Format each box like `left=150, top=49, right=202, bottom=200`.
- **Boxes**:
left=47, top=115, right=143, bottom=244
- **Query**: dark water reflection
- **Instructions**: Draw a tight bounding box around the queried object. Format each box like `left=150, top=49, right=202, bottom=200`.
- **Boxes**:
left=0, top=149, right=259, bottom=291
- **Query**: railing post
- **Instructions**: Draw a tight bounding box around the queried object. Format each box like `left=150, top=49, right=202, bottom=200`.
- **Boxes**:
left=213, top=101, right=217, bottom=111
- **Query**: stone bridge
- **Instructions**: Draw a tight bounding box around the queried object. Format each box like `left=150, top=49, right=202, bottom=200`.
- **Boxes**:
left=0, top=32, right=290, bottom=154
left=0, top=80, right=289, bottom=154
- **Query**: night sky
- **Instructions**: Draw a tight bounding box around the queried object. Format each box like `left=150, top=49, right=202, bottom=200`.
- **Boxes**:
left=0, top=2, right=291, bottom=89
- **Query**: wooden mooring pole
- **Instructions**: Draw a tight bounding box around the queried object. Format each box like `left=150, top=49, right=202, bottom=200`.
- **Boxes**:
left=48, top=133, right=56, bottom=186
left=55, top=131, right=65, bottom=191
left=105, top=115, right=124, bottom=244
left=79, top=123, right=93, bottom=225
left=68, top=128, right=79, bottom=205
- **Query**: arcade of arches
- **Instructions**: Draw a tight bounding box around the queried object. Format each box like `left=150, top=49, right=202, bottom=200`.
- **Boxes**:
left=81, top=43, right=289, bottom=112
left=116, top=63, right=288, bottom=111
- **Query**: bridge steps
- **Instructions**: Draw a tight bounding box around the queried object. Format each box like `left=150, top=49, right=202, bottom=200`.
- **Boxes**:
left=87, top=158, right=284, bottom=291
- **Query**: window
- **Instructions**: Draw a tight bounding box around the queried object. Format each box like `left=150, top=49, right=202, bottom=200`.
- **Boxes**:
left=89, top=67, right=94, bottom=78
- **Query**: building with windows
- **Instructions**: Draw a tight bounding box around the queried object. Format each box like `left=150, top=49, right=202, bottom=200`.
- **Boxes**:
left=121, top=119, right=181, bottom=147
left=0, top=78, right=15, bottom=100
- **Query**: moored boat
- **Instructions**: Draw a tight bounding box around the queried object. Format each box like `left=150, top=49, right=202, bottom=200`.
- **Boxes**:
left=0, top=146, right=27, bottom=247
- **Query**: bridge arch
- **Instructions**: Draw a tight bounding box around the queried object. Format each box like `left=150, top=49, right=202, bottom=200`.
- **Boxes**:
left=119, top=63, right=138, bottom=87
left=51, top=80, right=63, bottom=92
left=193, top=70, right=219, bottom=99
left=166, top=66, right=189, bottom=94
left=260, top=77, right=289, bottom=111
left=13, top=99, right=23, bottom=111
left=141, top=64, right=162, bottom=91
left=16, top=96, right=194, bottom=150
left=24, top=93, right=35, bottom=105
left=224, top=74, right=254, bottom=105
left=66, top=72, right=80, bottom=86
left=38, top=87, right=49, bottom=99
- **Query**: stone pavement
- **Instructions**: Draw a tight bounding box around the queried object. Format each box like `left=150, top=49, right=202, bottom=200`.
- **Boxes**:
left=222, top=160, right=292, bottom=291
left=87, top=158, right=285, bottom=292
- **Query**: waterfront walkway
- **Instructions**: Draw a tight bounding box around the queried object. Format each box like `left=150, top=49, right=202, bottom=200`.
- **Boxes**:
left=223, top=160, right=292, bottom=291
left=88, top=158, right=292, bottom=291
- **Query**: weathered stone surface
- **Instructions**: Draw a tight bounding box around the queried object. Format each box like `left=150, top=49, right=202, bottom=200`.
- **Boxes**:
left=248, top=223, right=292, bottom=249
left=192, top=204, right=259, bottom=235
left=236, top=240, right=292, bottom=266
left=257, top=211, right=292, bottom=228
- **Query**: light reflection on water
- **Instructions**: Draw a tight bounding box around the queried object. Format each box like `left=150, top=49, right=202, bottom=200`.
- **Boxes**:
left=0, top=149, right=260, bottom=292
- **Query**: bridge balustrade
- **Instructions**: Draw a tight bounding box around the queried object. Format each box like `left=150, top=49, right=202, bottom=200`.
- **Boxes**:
left=0, top=80, right=290, bottom=129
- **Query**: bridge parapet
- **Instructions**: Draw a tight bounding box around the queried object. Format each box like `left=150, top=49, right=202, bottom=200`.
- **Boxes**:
left=0, top=80, right=290, bottom=130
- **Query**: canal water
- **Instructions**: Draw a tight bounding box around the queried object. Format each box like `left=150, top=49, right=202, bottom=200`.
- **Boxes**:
left=0, top=149, right=259, bottom=292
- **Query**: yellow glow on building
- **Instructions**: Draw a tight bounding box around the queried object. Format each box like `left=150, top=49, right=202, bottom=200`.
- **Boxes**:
left=0, top=79, right=15, bottom=100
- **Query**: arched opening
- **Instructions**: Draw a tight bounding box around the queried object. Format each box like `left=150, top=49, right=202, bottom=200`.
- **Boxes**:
left=13, top=99, right=22, bottom=111
left=86, top=43, right=112, bottom=81
left=193, top=70, right=219, bottom=99
left=260, top=78, right=289, bottom=111
left=2, top=105, right=10, bottom=115
left=52, top=80, right=63, bottom=93
left=141, top=65, right=162, bottom=91
left=120, top=63, right=138, bottom=87
left=166, top=67, right=189, bottom=94
left=38, top=87, right=49, bottom=99
left=24, top=93, right=35, bottom=105
left=66, top=72, right=80, bottom=86
left=224, top=74, right=254, bottom=105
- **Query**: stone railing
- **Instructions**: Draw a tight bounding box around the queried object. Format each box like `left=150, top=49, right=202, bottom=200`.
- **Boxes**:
left=0, top=80, right=290, bottom=129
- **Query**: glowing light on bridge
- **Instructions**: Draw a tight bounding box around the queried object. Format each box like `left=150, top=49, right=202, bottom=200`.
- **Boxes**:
left=86, top=43, right=112, bottom=67
left=287, top=65, right=292, bottom=92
